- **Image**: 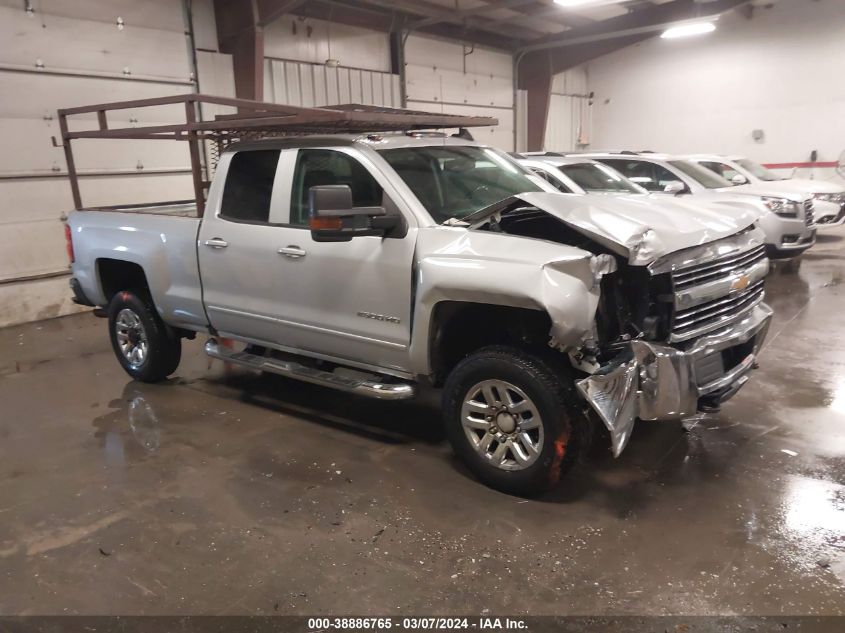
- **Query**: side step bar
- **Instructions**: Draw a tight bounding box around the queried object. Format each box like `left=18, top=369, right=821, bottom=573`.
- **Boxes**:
left=204, top=339, right=416, bottom=401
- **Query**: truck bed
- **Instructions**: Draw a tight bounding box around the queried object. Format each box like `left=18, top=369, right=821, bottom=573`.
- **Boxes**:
left=67, top=206, right=207, bottom=331
left=80, top=201, right=199, bottom=217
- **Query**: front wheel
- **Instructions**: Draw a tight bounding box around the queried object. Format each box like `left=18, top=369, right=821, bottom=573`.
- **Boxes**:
left=442, top=345, right=589, bottom=496
left=107, top=289, right=181, bottom=383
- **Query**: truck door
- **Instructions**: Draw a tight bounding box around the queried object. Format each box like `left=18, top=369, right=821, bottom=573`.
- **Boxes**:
left=197, top=148, right=291, bottom=344
left=266, top=147, right=417, bottom=375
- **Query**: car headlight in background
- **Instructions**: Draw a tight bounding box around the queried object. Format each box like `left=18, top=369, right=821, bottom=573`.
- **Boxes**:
left=813, top=192, right=845, bottom=204
left=761, top=196, right=799, bottom=216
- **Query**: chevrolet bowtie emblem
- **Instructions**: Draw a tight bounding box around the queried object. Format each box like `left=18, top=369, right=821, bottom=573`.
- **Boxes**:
left=731, top=274, right=751, bottom=292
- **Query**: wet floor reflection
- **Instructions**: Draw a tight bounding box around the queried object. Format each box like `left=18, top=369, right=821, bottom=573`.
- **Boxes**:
left=93, top=383, right=170, bottom=465
left=779, top=476, right=845, bottom=582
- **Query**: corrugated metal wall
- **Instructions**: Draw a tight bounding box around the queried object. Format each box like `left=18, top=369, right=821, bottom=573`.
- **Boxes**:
left=260, top=15, right=400, bottom=114
left=265, top=59, right=401, bottom=108
left=0, top=0, right=197, bottom=326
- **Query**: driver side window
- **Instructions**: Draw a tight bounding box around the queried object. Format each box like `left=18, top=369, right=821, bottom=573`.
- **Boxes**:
left=290, top=149, right=383, bottom=227
left=530, top=168, right=572, bottom=193
left=702, top=161, right=741, bottom=181
left=603, top=159, right=660, bottom=191
left=653, top=164, right=684, bottom=190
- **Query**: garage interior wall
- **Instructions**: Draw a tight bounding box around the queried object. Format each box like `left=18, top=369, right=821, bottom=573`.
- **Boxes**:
left=0, top=0, right=202, bottom=328
left=258, top=21, right=516, bottom=149
left=261, top=14, right=400, bottom=109
left=563, top=0, right=845, bottom=182
left=0, top=2, right=521, bottom=328
left=404, top=35, right=515, bottom=152
left=544, top=67, right=591, bottom=153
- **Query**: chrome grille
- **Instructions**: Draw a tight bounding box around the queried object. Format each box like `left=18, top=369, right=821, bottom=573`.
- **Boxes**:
left=673, top=280, right=765, bottom=340
left=672, top=245, right=766, bottom=291
left=804, top=199, right=814, bottom=226
left=667, top=239, right=768, bottom=342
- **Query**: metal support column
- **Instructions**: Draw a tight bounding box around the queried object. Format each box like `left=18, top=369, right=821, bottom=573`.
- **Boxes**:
left=58, top=113, right=82, bottom=210
left=184, top=100, right=206, bottom=217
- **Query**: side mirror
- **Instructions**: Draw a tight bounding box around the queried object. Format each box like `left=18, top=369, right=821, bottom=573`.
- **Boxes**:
left=308, top=185, right=399, bottom=242
left=731, top=173, right=748, bottom=185
left=663, top=181, right=686, bottom=195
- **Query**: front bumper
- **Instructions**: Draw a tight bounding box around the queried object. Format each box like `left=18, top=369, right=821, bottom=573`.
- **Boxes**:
left=758, top=212, right=816, bottom=258
left=765, top=229, right=816, bottom=259
left=577, top=303, right=773, bottom=456
left=813, top=202, right=845, bottom=229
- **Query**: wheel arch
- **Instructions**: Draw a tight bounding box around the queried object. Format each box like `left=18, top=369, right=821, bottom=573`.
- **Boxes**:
left=96, top=258, right=150, bottom=304
left=426, top=300, right=554, bottom=387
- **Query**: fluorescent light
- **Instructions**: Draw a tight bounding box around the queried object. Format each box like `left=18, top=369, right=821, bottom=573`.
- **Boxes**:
left=661, top=21, right=716, bottom=39
left=554, top=0, right=614, bottom=7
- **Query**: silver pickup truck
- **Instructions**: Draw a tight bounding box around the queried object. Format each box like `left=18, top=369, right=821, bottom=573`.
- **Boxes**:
left=67, top=133, right=773, bottom=495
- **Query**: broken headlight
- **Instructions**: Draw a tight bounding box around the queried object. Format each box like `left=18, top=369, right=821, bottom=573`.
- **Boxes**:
left=814, top=192, right=845, bottom=204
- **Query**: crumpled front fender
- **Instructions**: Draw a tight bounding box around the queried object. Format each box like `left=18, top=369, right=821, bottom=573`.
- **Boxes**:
left=576, top=304, right=773, bottom=457
left=575, top=351, right=639, bottom=457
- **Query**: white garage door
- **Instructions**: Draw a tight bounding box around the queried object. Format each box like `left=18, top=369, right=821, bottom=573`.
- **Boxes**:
left=404, top=35, right=515, bottom=152
left=0, top=0, right=197, bottom=281
left=0, top=0, right=197, bottom=325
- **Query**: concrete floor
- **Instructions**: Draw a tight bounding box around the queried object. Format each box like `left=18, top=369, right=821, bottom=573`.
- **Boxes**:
left=1, top=230, right=844, bottom=617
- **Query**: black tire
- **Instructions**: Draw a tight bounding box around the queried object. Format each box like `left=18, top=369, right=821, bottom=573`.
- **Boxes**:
left=107, top=289, right=181, bottom=383
left=442, top=345, right=589, bottom=496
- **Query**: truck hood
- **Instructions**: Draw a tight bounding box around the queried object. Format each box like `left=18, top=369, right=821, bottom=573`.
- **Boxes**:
left=725, top=182, right=811, bottom=202
left=496, top=192, right=759, bottom=265
left=748, top=178, right=844, bottom=195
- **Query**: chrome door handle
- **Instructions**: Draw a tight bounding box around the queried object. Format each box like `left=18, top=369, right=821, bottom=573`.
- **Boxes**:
left=278, top=246, right=306, bottom=259
left=203, top=238, right=228, bottom=249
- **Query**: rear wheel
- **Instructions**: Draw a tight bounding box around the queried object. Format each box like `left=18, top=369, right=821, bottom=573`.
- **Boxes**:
left=442, top=345, right=589, bottom=496
left=107, top=290, right=181, bottom=383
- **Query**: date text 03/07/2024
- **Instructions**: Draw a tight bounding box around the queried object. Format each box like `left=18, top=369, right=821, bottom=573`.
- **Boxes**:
left=307, top=617, right=528, bottom=630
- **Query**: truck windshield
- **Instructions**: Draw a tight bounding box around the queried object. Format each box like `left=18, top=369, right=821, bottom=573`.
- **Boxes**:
left=378, top=146, right=542, bottom=223
left=736, top=158, right=784, bottom=181
left=668, top=160, right=733, bottom=189
left=558, top=163, right=643, bottom=193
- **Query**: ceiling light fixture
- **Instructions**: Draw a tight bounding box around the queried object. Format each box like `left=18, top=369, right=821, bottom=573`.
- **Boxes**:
left=553, top=0, right=620, bottom=7
left=661, top=21, right=717, bottom=39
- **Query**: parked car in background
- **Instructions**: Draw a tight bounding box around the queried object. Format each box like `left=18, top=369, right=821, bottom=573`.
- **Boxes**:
left=515, top=155, right=647, bottom=195
left=518, top=156, right=795, bottom=249
left=573, top=152, right=816, bottom=259
left=686, top=154, right=845, bottom=228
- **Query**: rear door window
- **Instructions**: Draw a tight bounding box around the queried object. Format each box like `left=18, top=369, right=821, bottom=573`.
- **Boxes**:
left=220, top=150, right=281, bottom=223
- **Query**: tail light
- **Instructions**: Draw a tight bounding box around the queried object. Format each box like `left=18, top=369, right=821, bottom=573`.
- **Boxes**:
left=64, top=223, right=75, bottom=264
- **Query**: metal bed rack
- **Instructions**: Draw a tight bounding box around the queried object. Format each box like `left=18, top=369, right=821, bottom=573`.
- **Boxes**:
left=56, top=93, right=497, bottom=216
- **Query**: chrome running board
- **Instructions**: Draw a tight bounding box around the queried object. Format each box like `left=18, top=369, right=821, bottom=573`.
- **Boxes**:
left=204, top=339, right=416, bottom=401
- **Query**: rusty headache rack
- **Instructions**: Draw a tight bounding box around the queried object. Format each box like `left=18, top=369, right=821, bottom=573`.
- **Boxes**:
left=57, top=93, right=497, bottom=217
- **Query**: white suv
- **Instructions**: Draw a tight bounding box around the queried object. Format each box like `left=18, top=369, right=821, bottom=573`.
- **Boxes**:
left=686, top=154, right=845, bottom=228
left=572, top=152, right=816, bottom=259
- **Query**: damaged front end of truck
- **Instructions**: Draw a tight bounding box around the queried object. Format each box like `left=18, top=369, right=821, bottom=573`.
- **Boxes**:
left=468, top=192, right=773, bottom=456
